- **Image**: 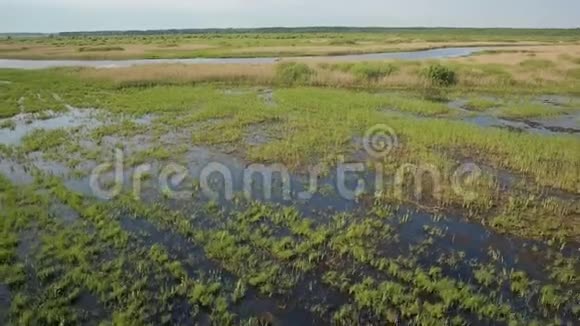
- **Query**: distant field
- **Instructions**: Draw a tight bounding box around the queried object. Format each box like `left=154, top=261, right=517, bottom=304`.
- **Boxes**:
left=0, top=28, right=578, bottom=60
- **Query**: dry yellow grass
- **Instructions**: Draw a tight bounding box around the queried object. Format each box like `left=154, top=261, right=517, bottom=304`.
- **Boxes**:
left=72, top=44, right=580, bottom=92
left=454, top=44, right=580, bottom=66
left=0, top=40, right=548, bottom=60
left=225, top=41, right=544, bottom=56
left=79, top=63, right=276, bottom=85
left=0, top=43, right=217, bottom=60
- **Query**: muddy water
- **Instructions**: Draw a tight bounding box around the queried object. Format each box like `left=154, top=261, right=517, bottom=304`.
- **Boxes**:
left=2, top=146, right=575, bottom=324
left=0, top=47, right=484, bottom=69
left=0, top=108, right=105, bottom=145
left=448, top=98, right=580, bottom=135
left=0, top=285, right=8, bottom=324
left=462, top=115, right=553, bottom=134
left=527, top=113, right=580, bottom=134
left=1, top=103, right=578, bottom=324
left=3, top=132, right=566, bottom=263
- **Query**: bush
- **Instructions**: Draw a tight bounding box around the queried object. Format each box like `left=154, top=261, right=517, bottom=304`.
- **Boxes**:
left=326, top=62, right=397, bottom=81
left=422, top=64, right=457, bottom=86
left=519, top=59, right=556, bottom=69
left=350, top=63, right=397, bottom=81
left=275, top=62, right=315, bottom=85
left=328, top=39, right=357, bottom=45
left=566, top=67, right=580, bottom=80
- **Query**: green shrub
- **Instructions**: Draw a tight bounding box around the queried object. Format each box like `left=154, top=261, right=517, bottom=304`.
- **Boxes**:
left=21, top=128, right=69, bottom=152
left=275, top=62, right=314, bottom=85
left=464, top=98, right=498, bottom=111
left=328, top=39, right=357, bottom=45
left=567, top=68, right=580, bottom=80
left=422, top=64, right=457, bottom=86
left=350, top=63, right=397, bottom=81
left=327, top=62, right=397, bottom=81
left=519, top=59, right=556, bottom=69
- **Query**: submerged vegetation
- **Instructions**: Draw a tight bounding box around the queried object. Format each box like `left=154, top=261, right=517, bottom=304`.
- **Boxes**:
left=0, top=30, right=579, bottom=325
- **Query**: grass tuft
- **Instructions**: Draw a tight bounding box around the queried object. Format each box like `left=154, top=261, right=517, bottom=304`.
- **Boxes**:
left=275, top=62, right=315, bottom=85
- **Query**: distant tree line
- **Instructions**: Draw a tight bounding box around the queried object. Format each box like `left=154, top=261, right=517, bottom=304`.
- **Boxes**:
left=57, top=27, right=580, bottom=37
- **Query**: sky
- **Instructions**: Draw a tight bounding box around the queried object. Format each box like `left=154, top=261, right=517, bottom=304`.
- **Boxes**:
left=1, top=0, right=579, bottom=33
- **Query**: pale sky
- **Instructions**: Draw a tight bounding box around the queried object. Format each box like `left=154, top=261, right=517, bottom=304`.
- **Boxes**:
left=1, top=0, right=579, bottom=33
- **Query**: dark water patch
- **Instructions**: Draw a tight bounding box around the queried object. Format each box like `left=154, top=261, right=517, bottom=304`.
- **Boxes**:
left=75, top=292, right=108, bottom=325
left=446, top=97, right=580, bottom=135
left=0, top=285, right=9, bottom=324
left=525, top=113, right=580, bottom=134
left=461, top=115, right=555, bottom=134
left=114, top=215, right=228, bottom=325
left=118, top=215, right=212, bottom=270
left=50, top=201, right=80, bottom=223
left=236, top=296, right=321, bottom=326
left=286, top=272, right=349, bottom=323
left=16, top=229, right=40, bottom=262
left=116, top=204, right=326, bottom=325
left=535, top=95, right=580, bottom=108
left=373, top=203, right=554, bottom=280
left=168, top=149, right=573, bottom=285
left=410, top=209, right=552, bottom=280
left=383, top=103, right=562, bottom=135
left=3, top=138, right=579, bottom=323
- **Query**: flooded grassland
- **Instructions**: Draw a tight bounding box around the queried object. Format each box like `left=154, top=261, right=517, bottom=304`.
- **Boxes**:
left=0, top=48, right=579, bottom=325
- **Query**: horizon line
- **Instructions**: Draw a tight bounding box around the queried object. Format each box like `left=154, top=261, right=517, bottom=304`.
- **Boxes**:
left=2, top=25, right=580, bottom=35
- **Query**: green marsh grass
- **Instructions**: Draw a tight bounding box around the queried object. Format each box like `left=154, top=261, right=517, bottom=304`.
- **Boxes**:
left=3, top=74, right=575, bottom=236
left=464, top=97, right=498, bottom=111
left=2, top=166, right=579, bottom=324
left=496, top=102, right=570, bottom=119
left=324, top=62, right=398, bottom=81
left=519, top=59, right=557, bottom=70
